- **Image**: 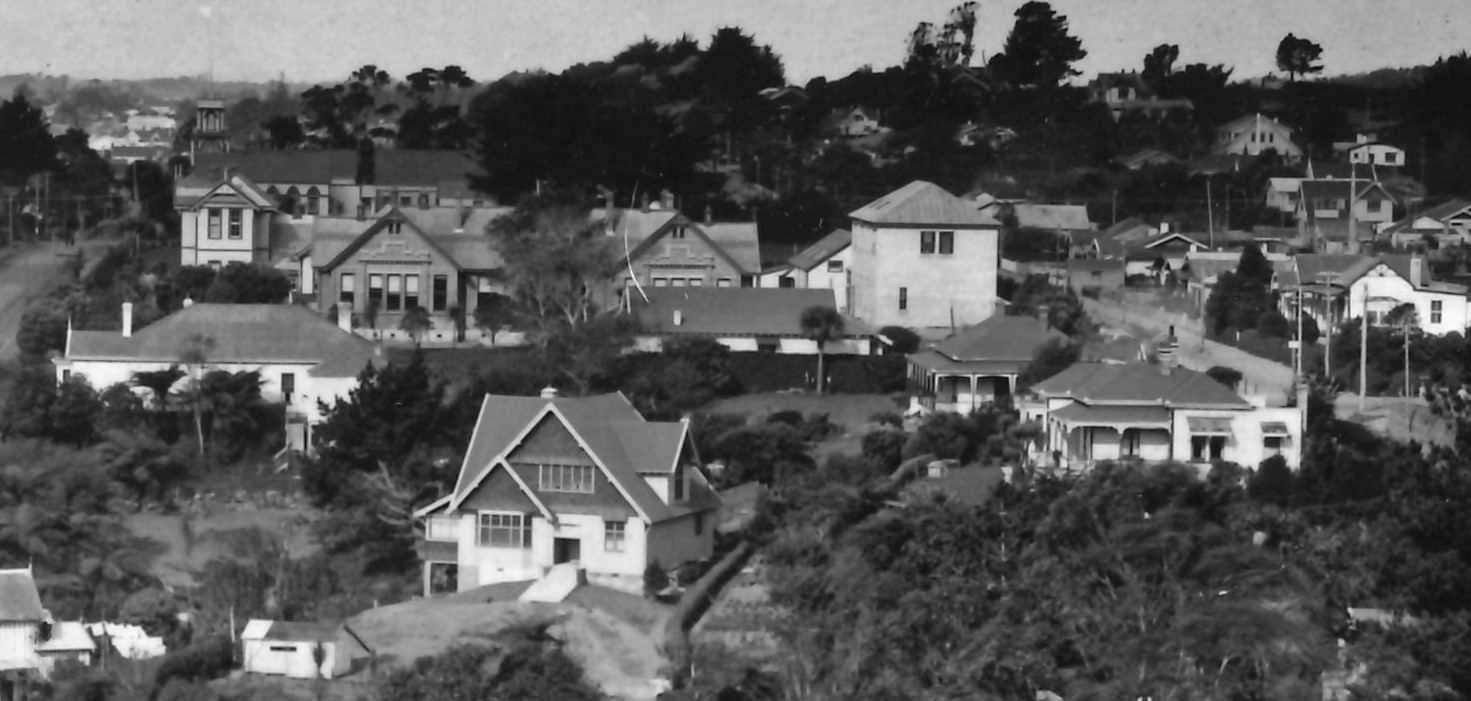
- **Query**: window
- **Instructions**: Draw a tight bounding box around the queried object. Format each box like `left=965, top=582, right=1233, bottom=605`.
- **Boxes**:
left=717, top=278, right=732, bottom=288
left=538, top=464, right=595, bottom=493
left=1432, top=300, right=1443, bottom=324
left=61, top=370, right=70, bottom=383
left=694, top=513, right=704, bottom=536
left=281, top=372, right=295, bottom=404
left=432, top=275, right=448, bottom=311
left=388, top=221, right=403, bottom=235
left=827, top=260, right=843, bottom=273
left=920, top=230, right=936, bottom=254
left=653, top=278, right=669, bottom=287
left=269, top=645, right=297, bottom=653
left=386, top=274, right=403, bottom=311
left=405, top=275, right=420, bottom=310
left=427, top=516, right=458, bottom=541
left=227, top=209, right=242, bottom=239
left=208, top=260, right=222, bottom=271
left=339, top=273, right=355, bottom=305
left=1190, top=436, right=1226, bottom=461
left=689, top=278, right=703, bottom=287
left=400, top=195, right=412, bottom=207
left=477, top=277, right=494, bottom=309
left=369, top=274, right=384, bottom=308
left=756, top=338, right=779, bottom=353
left=477, top=512, right=530, bottom=548
left=898, top=287, right=908, bottom=311
left=1122, top=430, right=1141, bottom=457
left=1091, top=270, right=1103, bottom=279
left=207, top=209, right=222, bottom=239
left=1263, top=436, right=1284, bottom=458
left=672, top=278, right=687, bottom=288
left=604, top=521, right=626, bottom=552
left=671, top=226, right=686, bottom=239
left=307, top=188, right=320, bottom=215
left=779, top=277, right=795, bottom=288
left=938, top=231, right=954, bottom=254
left=417, top=193, right=430, bottom=209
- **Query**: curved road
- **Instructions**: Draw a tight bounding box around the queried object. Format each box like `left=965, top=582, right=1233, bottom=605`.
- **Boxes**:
left=0, top=239, right=110, bottom=361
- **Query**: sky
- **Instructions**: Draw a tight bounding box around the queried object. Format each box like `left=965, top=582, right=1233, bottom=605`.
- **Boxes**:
left=2, top=0, right=1468, bottom=87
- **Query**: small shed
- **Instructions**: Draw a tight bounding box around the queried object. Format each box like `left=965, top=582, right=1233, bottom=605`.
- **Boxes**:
left=36, top=621, right=96, bottom=678
left=240, top=620, right=372, bottom=680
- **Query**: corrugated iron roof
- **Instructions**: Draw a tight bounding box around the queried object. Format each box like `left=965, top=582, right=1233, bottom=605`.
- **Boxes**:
left=850, top=181, right=1000, bottom=227
left=1031, top=362, right=1249, bottom=408
left=0, top=568, right=45, bottom=621
left=788, top=229, right=851, bottom=271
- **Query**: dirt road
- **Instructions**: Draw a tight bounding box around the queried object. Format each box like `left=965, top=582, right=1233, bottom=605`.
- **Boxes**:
left=0, top=239, right=109, bottom=361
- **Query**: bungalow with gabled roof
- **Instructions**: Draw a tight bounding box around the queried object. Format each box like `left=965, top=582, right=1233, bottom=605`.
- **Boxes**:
left=631, top=287, right=871, bottom=356
left=413, top=389, right=721, bottom=596
left=760, top=229, right=853, bottom=311
left=1384, top=199, right=1471, bottom=249
left=907, top=315, right=1066, bottom=413
left=1023, top=338, right=1305, bottom=473
left=599, top=197, right=761, bottom=292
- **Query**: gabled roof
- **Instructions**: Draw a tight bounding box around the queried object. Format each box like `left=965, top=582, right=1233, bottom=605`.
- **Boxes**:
left=374, top=150, right=483, bottom=187
left=615, top=211, right=757, bottom=276
left=312, top=206, right=500, bottom=272
left=700, top=222, right=762, bottom=274
left=36, top=622, right=96, bottom=653
left=241, top=620, right=371, bottom=653
left=1298, top=179, right=1394, bottom=204
left=1009, top=203, right=1095, bottom=232
left=850, top=181, right=1000, bottom=227
left=1144, top=232, right=1207, bottom=249
left=176, top=173, right=279, bottom=211
left=1111, top=148, right=1181, bottom=169
left=0, top=568, right=45, bottom=621
left=1031, top=362, right=1250, bottom=409
left=1217, top=113, right=1292, bottom=135
left=1268, top=177, right=1302, bottom=194
left=65, top=304, right=381, bottom=378
left=635, top=288, right=864, bottom=338
left=447, top=393, right=717, bottom=524
left=929, top=315, right=1065, bottom=363
left=1277, top=254, right=1370, bottom=288
left=1388, top=199, right=1471, bottom=233
left=788, top=229, right=851, bottom=271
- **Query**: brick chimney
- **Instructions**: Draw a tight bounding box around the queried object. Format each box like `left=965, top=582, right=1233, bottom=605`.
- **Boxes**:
left=1158, top=325, right=1179, bottom=375
left=121, top=302, right=134, bottom=338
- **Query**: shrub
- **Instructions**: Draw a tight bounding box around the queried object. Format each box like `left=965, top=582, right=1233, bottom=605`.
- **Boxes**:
left=798, top=412, right=839, bottom=442
left=153, top=635, right=234, bottom=692
left=766, top=410, right=803, bottom=427
left=1248, top=455, right=1294, bottom=505
left=1256, top=310, right=1291, bottom=339
left=689, top=413, right=747, bottom=461
left=644, top=561, right=670, bottom=597
left=877, top=326, right=921, bottom=355
left=862, top=429, right=907, bottom=472
left=903, top=412, right=977, bottom=462
left=1207, top=365, right=1244, bottom=390
left=869, top=411, right=903, bottom=428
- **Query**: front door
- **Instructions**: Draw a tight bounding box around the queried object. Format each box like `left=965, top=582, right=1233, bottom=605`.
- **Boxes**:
left=553, top=537, right=581, bottom=564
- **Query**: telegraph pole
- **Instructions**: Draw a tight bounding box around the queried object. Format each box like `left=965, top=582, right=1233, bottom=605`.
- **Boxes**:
left=1352, top=163, right=1367, bottom=412
left=1206, top=178, right=1214, bottom=249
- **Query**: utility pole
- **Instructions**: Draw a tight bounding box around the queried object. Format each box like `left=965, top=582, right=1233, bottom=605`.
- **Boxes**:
left=1111, top=190, right=1117, bottom=226
left=1352, top=161, right=1367, bottom=413
left=1206, top=178, right=1214, bottom=249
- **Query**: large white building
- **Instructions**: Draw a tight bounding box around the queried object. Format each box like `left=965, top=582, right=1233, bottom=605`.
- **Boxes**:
left=1276, top=254, right=1469, bottom=336
left=848, top=181, right=1002, bottom=330
left=1023, top=344, right=1306, bottom=472
left=54, top=303, right=383, bottom=450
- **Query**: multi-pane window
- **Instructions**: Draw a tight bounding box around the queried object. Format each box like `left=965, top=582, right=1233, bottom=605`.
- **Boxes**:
left=898, top=287, right=908, bottom=311
left=207, top=209, right=222, bottom=239
left=1431, top=300, right=1443, bottom=324
left=432, top=275, right=448, bottom=311
left=281, top=372, right=295, bottom=404
left=604, top=521, right=626, bottom=552
left=689, top=278, right=703, bottom=287
left=538, top=464, right=595, bottom=493
left=1264, top=437, right=1284, bottom=458
left=672, top=278, right=687, bottom=288
left=477, top=512, right=530, bottom=548
left=920, top=230, right=936, bottom=254
left=717, top=278, right=732, bottom=288
left=388, top=221, right=403, bottom=235
left=339, top=273, right=355, bottom=305
left=653, top=278, right=668, bottom=287
left=404, top=275, right=420, bottom=310
left=427, top=516, right=458, bottom=541
left=368, top=274, right=384, bottom=308
left=671, top=226, right=686, bottom=239
left=827, top=260, right=843, bottom=273
left=938, top=231, right=954, bottom=254
left=386, top=274, right=403, bottom=311
left=227, top=209, right=242, bottom=239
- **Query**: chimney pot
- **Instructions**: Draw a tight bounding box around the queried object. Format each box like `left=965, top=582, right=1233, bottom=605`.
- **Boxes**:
left=122, top=302, right=134, bottom=338
left=540, top=386, right=559, bottom=399
left=182, top=296, right=194, bottom=309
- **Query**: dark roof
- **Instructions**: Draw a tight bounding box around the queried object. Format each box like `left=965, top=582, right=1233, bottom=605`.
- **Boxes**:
left=312, top=206, right=508, bottom=273
left=1190, top=153, right=1257, bottom=175
left=1068, top=258, right=1126, bottom=274
left=66, top=304, right=381, bottom=378
left=788, top=229, right=851, bottom=271
left=1299, top=179, right=1394, bottom=203
left=448, top=393, right=718, bottom=523
left=1050, top=403, right=1172, bottom=427
left=1391, top=199, right=1471, bottom=231
left=1276, top=254, right=1368, bottom=288
left=906, top=350, right=1029, bottom=376
left=259, top=620, right=347, bottom=643
left=0, top=569, right=45, bottom=621
left=929, top=315, right=1065, bottom=363
left=1307, top=219, right=1376, bottom=243
left=1031, top=362, right=1250, bottom=408
left=375, top=150, right=483, bottom=187
left=635, top=287, right=864, bottom=338
left=1009, top=203, right=1094, bottom=232
left=850, top=181, right=1000, bottom=227
left=194, top=151, right=355, bottom=185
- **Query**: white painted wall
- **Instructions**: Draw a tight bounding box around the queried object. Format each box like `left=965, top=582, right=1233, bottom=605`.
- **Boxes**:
left=1347, top=264, right=1470, bottom=335
left=1169, top=407, right=1302, bottom=469
left=849, top=221, right=999, bottom=329
left=0, top=622, right=38, bottom=671
left=634, top=335, right=871, bottom=355
left=803, top=246, right=853, bottom=312
left=60, top=359, right=357, bottom=425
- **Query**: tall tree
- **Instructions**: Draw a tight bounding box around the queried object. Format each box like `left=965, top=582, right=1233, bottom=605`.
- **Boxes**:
left=799, top=305, right=845, bottom=395
left=1141, top=43, right=1180, bottom=92
left=988, top=1, right=1087, bottom=89
left=1276, top=33, right=1324, bottom=82
left=0, top=89, right=56, bottom=187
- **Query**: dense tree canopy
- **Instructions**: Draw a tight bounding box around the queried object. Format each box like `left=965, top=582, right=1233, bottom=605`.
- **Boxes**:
left=1277, top=33, right=1325, bottom=82
left=988, top=1, right=1087, bottom=88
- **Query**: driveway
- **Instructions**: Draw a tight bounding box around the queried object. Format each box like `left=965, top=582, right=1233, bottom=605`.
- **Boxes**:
left=0, top=239, right=112, bottom=361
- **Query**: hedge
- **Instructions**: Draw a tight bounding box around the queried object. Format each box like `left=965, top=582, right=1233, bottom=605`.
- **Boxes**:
left=661, top=541, right=756, bottom=689
left=723, top=353, right=905, bottom=394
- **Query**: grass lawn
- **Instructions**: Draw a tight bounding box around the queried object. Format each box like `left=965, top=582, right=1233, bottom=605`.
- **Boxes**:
left=127, top=507, right=319, bottom=589
left=704, top=392, right=903, bottom=458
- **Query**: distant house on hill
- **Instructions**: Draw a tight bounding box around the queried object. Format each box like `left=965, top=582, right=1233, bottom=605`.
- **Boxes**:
left=756, top=229, right=853, bottom=311
left=240, top=620, right=372, bottom=680
left=1214, top=114, right=1302, bottom=162
left=835, top=107, right=882, bottom=137
left=0, top=567, right=50, bottom=676
left=631, top=287, right=871, bottom=356
left=1332, top=134, right=1405, bottom=169
left=1087, top=72, right=1194, bottom=121
left=1383, top=199, right=1471, bottom=249
left=906, top=315, right=1066, bottom=413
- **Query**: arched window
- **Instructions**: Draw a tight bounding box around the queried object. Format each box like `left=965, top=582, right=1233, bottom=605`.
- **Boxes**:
left=286, top=187, right=302, bottom=217
left=307, top=187, right=321, bottom=216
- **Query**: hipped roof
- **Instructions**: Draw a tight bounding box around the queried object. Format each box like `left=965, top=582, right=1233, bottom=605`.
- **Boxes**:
left=851, top=181, right=1000, bottom=227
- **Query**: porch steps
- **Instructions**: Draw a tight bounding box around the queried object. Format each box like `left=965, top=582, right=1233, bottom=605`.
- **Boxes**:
left=518, top=563, right=587, bottom=603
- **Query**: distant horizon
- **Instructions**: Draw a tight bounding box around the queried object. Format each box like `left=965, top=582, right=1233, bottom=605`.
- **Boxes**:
left=1, top=0, right=1466, bottom=92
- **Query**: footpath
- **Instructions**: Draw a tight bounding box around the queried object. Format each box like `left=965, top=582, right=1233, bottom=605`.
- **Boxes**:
left=1083, top=298, right=1296, bottom=405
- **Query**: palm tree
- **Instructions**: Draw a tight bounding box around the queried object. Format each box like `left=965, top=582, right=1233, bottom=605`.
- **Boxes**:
left=178, top=334, right=216, bottom=457
left=799, top=306, right=845, bottom=394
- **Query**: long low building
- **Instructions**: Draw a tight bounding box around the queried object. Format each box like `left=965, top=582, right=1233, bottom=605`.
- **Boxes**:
left=631, top=287, right=872, bottom=355
left=1021, top=335, right=1305, bottom=471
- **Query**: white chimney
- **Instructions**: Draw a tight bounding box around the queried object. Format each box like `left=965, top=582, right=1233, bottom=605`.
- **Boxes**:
left=540, top=386, right=559, bottom=399
left=182, top=296, right=195, bottom=309
left=1159, top=222, right=1171, bottom=235
left=121, top=302, right=134, bottom=338
left=337, top=305, right=353, bottom=333
left=1410, top=254, right=1425, bottom=287
left=673, top=309, right=683, bottom=327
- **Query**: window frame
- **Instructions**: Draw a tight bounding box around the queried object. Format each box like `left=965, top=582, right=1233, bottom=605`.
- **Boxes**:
left=537, top=464, right=595, bottom=494
left=920, top=230, right=936, bottom=254
left=227, top=209, right=242, bottom=239
left=368, top=274, right=385, bottom=307
left=603, top=520, right=626, bottom=552
left=339, top=273, right=355, bottom=305
left=826, top=259, right=844, bottom=273
left=427, top=515, right=458, bottom=542
left=898, top=286, right=908, bottom=311
left=404, top=275, right=420, bottom=310
left=386, top=274, right=403, bottom=311
left=477, top=511, right=531, bottom=549
left=937, top=230, right=954, bottom=254
left=432, top=274, right=448, bottom=312
left=207, top=209, right=222, bottom=239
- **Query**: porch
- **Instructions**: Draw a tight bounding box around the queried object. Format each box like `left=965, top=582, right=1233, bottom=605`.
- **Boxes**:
left=906, top=353, right=1019, bottom=413
left=1041, top=404, right=1175, bottom=470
